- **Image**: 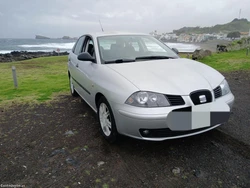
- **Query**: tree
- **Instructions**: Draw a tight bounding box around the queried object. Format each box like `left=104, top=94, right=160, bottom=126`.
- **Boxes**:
left=227, top=31, right=241, bottom=39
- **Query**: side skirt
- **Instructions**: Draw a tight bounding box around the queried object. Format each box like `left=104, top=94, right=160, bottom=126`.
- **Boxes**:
left=74, top=88, right=97, bottom=114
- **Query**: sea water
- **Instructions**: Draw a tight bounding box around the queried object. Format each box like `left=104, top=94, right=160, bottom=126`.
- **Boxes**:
left=0, top=38, right=199, bottom=54
left=0, top=38, right=76, bottom=54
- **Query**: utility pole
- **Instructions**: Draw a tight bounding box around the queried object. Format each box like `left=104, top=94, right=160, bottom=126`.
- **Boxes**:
left=239, top=9, right=241, bottom=19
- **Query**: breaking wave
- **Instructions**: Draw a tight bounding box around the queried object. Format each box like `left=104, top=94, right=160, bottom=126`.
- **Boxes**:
left=18, top=42, right=75, bottom=50
left=0, top=49, right=69, bottom=54
left=0, top=50, right=12, bottom=54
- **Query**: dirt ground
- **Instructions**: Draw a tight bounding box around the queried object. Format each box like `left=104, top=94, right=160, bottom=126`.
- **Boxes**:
left=0, top=71, right=250, bottom=188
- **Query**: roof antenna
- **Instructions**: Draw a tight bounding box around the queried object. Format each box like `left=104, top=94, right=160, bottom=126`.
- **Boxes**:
left=99, top=18, right=104, bottom=32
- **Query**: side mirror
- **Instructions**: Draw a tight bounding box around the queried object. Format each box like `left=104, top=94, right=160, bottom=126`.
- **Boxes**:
left=77, top=52, right=95, bottom=62
left=172, top=48, right=179, bottom=54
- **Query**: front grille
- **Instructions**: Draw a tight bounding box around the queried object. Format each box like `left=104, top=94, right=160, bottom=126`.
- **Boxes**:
left=139, top=124, right=218, bottom=138
left=190, top=90, right=212, bottom=105
left=165, top=95, right=185, bottom=106
left=213, top=86, right=222, bottom=99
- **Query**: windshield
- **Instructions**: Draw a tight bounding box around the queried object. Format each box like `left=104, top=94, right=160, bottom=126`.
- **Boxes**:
left=97, top=35, right=179, bottom=64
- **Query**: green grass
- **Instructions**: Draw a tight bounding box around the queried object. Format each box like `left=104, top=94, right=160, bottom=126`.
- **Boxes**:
left=180, top=49, right=250, bottom=72
left=199, top=49, right=250, bottom=72
left=0, top=56, right=69, bottom=106
left=0, top=49, right=249, bottom=106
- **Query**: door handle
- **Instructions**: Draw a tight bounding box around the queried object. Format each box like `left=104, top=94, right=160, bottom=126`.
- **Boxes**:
left=76, top=63, right=79, bottom=68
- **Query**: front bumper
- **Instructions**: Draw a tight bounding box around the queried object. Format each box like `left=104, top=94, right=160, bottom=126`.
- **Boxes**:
left=112, top=92, right=235, bottom=141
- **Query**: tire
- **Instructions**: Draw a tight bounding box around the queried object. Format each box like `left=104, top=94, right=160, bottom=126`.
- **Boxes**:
left=97, top=96, right=118, bottom=143
left=69, top=74, right=78, bottom=97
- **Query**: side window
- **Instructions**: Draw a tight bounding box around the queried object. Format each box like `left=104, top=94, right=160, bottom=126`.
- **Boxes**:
left=73, top=36, right=85, bottom=55
left=85, top=38, right=95, bottom=58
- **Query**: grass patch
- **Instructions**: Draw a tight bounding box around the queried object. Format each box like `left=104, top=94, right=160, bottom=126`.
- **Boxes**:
left=199, top=49, right=250, bottom=72
left=180, top=49, right=250, bottom=71
left=0, top=56, right=69, bottom=106
left=0, top=49, right=249, bottom=106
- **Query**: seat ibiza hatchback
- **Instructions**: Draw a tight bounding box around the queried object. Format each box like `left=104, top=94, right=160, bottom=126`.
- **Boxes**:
left=68, top=32, right=234, bottom=142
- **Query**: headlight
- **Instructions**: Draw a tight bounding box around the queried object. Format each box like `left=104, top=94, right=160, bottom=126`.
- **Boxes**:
left=220, top=79, right=231, bottom=96
left=125, top=91, right=170, bottom=107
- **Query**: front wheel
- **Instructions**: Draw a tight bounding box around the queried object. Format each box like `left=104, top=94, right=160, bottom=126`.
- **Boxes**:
left=69, top=74, right=78, bottom=97
left=97, top=97, right=118, bottom=143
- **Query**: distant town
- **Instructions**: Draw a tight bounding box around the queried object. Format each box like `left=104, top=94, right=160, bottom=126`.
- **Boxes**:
left=150, top=18, right=250, bottom=43
left=36, top=30, right=250, bottom=43
left=35, top=18, right=250, bottom=43
left=150, top=30, right=250, bottom=43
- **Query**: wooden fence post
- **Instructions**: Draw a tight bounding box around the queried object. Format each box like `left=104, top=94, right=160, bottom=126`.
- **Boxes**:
left=12, top=66, right=18, bottom=88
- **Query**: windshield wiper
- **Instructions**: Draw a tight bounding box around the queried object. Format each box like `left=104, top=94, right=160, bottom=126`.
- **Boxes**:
left=135, top=56, right=176, bottom=60
left=104, top=59, right=135, bottom=64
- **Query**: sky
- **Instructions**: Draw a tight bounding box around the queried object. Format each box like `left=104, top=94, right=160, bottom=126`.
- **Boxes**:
left=0, top=0, right=250, bottom=38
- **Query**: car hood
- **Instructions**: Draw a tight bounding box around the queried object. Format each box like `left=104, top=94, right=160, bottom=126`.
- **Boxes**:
left=107, top=58, right=224, bottom=95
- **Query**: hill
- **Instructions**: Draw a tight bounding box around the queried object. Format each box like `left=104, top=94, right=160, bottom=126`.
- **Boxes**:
left=173, top=18, right=250, bottom=35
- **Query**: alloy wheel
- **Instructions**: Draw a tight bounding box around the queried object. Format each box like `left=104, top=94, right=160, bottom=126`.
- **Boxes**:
left=99, top=103, right=112, bottom=136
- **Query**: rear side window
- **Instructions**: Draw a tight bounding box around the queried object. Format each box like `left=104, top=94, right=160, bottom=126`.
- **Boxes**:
left=73, top=36, right=85, bottom=55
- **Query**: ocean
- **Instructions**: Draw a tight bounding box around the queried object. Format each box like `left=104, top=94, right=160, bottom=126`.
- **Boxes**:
left=0, top=39, right=199, bottom=54
left=0, top=38, right=76, bottom=54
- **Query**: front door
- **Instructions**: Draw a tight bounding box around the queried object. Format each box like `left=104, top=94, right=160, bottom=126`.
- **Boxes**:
left=75, top=37, right=97, bottom=108
left=69, top=36, right=85, bottom=93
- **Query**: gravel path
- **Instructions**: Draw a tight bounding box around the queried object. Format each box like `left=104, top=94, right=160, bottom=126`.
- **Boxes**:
left=0, top=71, right=249, bottom=188
left=220, top=71, right=250, bottom=145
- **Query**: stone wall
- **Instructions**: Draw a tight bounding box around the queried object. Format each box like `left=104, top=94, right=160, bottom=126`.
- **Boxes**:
left=0, top=51, right=69, bottom=63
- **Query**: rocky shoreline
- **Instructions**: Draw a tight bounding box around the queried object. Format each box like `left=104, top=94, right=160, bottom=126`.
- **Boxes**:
left=0, top=51, right=69, bottom=63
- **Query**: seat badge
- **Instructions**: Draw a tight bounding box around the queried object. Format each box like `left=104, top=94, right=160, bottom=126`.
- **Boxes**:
left=199, top=95, right=207, bottom=103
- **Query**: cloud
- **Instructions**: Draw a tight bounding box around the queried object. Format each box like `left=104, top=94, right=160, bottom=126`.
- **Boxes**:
left=36, top=15, right=99, bottom=26
left=0, top=0, right=250, bottom=38
left=71, top=14, right=79, bottom=18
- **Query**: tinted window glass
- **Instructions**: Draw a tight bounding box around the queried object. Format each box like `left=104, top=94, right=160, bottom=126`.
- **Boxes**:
left=86, top=39, right=95, bottom=57
left=73, top=36, right=85, bottom=55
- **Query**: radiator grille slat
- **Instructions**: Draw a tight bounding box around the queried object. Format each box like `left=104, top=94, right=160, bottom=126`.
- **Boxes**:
left=165, top=95, right=185, bottom=106
left=213, top=86, right=222, bottom=98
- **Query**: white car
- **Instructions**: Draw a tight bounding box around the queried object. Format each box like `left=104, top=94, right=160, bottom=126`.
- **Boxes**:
left=68, top=32, right=234, bottom=142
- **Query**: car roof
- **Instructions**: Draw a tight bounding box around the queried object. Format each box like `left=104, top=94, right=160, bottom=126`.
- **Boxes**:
left=84, top=32, right=149, bottom=38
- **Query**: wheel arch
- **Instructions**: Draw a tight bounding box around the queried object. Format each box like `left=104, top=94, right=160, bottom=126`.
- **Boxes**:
left=95, top=92, right=105, bottom=108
